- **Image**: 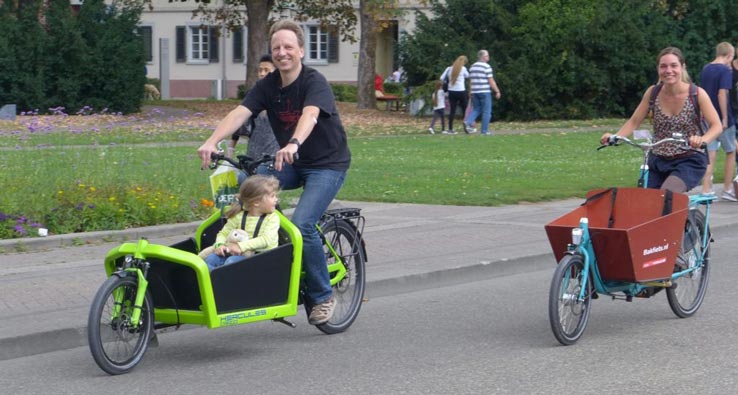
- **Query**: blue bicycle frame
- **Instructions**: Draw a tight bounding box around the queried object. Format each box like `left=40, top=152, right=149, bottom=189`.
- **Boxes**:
left=569, top=136, right=715, bottom=302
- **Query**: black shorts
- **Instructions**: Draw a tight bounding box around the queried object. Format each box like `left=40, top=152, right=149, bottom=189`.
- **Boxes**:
left=647, top=152, right=708, bottom=190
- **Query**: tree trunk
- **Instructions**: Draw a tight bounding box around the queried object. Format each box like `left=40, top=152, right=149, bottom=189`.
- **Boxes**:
left=356, top=0, right=376, bottom=109
left=244, top=0, right=271, bottom=89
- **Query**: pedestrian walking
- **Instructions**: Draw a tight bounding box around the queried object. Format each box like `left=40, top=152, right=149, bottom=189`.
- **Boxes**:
left=464, top=49, right=501, bottom=135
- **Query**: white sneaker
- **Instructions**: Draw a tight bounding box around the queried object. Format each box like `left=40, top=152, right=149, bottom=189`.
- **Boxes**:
left=428, top=127, right=435, bottom=135
left=721, top=189, right=738, bottom=202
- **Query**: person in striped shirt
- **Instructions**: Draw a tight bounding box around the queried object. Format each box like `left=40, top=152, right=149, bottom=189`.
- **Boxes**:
left=465, top=50, right=501, bottom=135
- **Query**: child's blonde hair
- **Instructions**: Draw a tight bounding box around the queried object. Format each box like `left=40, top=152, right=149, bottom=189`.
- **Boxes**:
left=225, top=175, right=280, bottom=218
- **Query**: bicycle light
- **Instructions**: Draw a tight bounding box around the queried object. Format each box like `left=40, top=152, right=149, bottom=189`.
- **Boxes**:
left=571, top=228, right=583, bottom=245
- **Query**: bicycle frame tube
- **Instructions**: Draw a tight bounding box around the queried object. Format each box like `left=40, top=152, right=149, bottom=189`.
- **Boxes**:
left=129, top=268, right=149, bottom=326
left=317, top=223, right=348, bottom=286
left=109, top=268, right=150, bottom=327
left=575, top=219, right=594, bottom=301
left=638, top=164, right=649, bottom=188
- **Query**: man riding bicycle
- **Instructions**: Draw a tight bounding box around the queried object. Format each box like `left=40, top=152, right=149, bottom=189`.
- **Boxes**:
left=197, top=20, right=350, bottom=325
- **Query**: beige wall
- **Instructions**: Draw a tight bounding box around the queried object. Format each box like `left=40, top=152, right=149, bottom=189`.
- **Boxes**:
left=140, top=0, right=429, bottom=98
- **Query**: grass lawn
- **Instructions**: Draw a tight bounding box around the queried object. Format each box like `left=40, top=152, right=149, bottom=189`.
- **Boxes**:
left=0, top=101, right=730, bottom=238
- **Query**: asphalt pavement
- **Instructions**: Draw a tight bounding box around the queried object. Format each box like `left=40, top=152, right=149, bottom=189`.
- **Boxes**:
left=2, top=196, right=737, bottom=361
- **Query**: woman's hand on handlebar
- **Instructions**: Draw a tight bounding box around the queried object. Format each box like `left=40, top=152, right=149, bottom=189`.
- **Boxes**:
left=600, top=133, right=616, bottom=145
left=689, top=135, right=707, bottom=149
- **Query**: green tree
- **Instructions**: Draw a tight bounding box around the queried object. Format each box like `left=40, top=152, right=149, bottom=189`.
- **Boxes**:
left=43, top=0, right=89, bottom=112
left=400, top=0, right=701, bottom=120
left=78, top=0, right=146, bottom=113
left=662, top=0, right=738, bottom=82
left=0, top=1, right=19, bottom=107
left=7, top=0, right=48, bottom=112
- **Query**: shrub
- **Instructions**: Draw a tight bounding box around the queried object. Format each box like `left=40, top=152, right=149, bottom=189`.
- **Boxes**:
left=383, top=82, right=404, bottom=96
left=331, top=83, right=358, bottom=102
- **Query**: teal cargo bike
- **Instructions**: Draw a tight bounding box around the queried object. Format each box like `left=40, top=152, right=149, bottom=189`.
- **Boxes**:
left=87, top=154, right=367, bottom=375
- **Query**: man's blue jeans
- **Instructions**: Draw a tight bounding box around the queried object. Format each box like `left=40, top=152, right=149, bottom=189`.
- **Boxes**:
left=465, top=92, right=492, bottom=133
left=259, top=164, right=346, bottom=304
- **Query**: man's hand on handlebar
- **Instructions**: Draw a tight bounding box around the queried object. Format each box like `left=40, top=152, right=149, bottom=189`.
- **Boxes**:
left=197, top=142, right=219, bottom=169
left=275, top=144, right=298, bottom=171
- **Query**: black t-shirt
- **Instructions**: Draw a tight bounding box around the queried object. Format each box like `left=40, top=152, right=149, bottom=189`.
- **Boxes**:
left=241, top=65, right=351, bottom=170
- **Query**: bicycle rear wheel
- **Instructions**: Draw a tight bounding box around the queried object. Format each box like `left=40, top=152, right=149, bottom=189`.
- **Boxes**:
left=316, top=219, right=366, bottom=334
left=549, top=254, right=592, bottom=345
left=88, top=275, right=153, bottom=375
left=667, top=210, right=710, bottom=318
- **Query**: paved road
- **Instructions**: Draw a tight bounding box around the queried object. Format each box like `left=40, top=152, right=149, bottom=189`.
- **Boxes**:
left=2, top=244, right=738, bottom=393
left=1, top=197, right=738, bottom=362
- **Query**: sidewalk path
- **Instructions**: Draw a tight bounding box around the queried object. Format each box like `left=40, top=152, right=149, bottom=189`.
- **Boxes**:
left=2, top=198, right=737, bottom=360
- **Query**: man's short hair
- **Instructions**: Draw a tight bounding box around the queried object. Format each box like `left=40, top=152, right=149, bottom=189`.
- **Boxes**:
left=716, top=42, right=734, bottom=57
left=259, top=54, right=273, bottom=64
left=269, top=20, right=304, bottom=48
left=477, top=49, right=488, bottom=60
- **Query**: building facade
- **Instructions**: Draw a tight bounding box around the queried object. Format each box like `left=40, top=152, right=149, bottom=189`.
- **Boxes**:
left=137, top=0, right=428, bottom=99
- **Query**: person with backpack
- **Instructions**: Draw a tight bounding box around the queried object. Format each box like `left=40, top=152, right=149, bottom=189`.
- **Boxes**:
left=600, top=47, right=722, bottom=193
left=699, top=42, right=737, bottom=200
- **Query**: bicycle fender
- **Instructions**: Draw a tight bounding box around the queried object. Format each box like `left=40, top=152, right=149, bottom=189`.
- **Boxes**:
left=111, top=269, right=137, bottom=279
left=329, top=219, right=368, bottom=262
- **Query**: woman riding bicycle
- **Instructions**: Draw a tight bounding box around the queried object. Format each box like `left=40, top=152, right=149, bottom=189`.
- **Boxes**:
left=601, top=47, right=723, bottom=193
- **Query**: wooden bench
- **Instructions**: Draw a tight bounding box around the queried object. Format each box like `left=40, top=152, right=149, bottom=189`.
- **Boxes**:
left=376, top=94, right=402, bottom=111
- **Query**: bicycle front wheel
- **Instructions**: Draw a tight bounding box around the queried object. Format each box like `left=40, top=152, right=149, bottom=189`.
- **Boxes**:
left=667, top=210, right=710, bottom=318
left=548, top=254, right=592, bottom=345
left=88, top=275, right=153, bottom=375
left=316, top=219, right=366, bottom=334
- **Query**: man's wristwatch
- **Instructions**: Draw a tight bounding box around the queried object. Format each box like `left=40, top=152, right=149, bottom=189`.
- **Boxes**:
left=288, top=138, right=301, bottom=148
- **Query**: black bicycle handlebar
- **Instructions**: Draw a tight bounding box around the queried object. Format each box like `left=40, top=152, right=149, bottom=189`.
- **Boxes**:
left=210, top=153, right=275, bottom=176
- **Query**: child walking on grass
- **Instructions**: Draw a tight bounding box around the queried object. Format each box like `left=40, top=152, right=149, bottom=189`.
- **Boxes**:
left=428, top=80, right=446, bottom=134
left=202, top=175, right=281, bottom=271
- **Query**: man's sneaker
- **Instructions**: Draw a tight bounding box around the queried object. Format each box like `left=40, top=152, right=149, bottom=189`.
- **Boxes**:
left=721, top=189, right=738, bottom=202
left=463, top=123, right=477, bottom=134
left=442, top=130, right=457, bottom=135
left=308, top=297, right=336, bottom=325
left=428, top=127, right=435, bottom=135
